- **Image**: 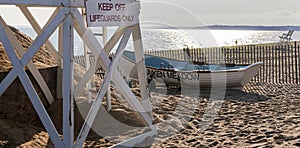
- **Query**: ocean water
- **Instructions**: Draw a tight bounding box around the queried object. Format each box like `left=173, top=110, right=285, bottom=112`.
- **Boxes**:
left=17, top=26, right=300, bottom=55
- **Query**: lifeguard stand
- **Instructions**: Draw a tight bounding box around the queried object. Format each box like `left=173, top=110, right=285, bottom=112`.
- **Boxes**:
left=0, top=0, right=156, bottom=147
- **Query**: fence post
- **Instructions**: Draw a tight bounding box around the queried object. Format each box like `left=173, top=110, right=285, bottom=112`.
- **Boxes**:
left=295, top=41, right=298, bottom=84
left=183, top=47, right=190, bottom=61
left=274, top=45, right=278, bottom=84
left=268, top=45, right=272, bottom=83
left=298, top=43, right=300, bottom=84
left=284, top=44, right=288, bottom=83
left=288, top=44, right=291, bottom=83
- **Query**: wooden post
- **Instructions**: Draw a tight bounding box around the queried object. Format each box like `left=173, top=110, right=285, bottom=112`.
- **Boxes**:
left=103, top=26, right=112, bottom=112
left=258, top=46, right=262, bottom=82
left=57, top=24, right=63, bottom=99
left=279, top=45, right=282, bottom=83
left=286, top=44, right=289, bottom=83
left=274, top=45, right=277, bottom=84
left=81, top=8, right=93, bottom=103
left=281, top=45, right=284, bottom=83
left=62, top=14, right=74, bottom=148
left=132, top=24, right=152, bottom=117
left=288, top=44, right=291, bottom=83
left=260, top=46, right=264, bottom=83
left=298, top=44, right=300, bottom=84
left=295, top=42, right=298, bottom=84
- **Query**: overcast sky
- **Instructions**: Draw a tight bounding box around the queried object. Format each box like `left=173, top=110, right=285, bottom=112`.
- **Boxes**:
left=0, top=0, right=299, bottom=26
left=140, top=0, right=300, bottom=26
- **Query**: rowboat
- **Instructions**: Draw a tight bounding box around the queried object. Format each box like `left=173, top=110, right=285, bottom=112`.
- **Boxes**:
left=119, top=51, right=263, bottom=89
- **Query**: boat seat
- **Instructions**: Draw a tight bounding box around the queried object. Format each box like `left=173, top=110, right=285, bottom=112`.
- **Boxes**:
left=190, top=61, right=205, bottom=65
left=220, top=63, right=236, bottom=67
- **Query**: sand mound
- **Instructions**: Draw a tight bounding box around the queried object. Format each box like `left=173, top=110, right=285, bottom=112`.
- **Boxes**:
left=0, top=26, right=57, bottom=72
left=0, top=26, right=58, bottom=147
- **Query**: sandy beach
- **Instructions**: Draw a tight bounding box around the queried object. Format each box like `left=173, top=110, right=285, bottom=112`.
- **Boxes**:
left=79, top=82, right=300, bottom=147
left=0, top=82, right=299, bottom=147
left=0, top=26, right=299, bottom=147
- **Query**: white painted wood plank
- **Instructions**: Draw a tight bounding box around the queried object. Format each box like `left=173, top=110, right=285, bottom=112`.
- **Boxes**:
left=72, top=9, right=117, bottom=98
left=69, top=0, right=85, bottom=7
left=0, top=18, right=64, bottom=148
left=72, top=8, right=153, bottom=145
left=0, top=0, right=61, bottom=6
left=0, top=69, right=17, bottom=96
left=2, top=17, right=55, bottom=104
left=72, top=8, right=109, bottom=99
left=75, top=29, right=132, bottom=147
left=72, top=9, right=125, bottom=97
left=102, top=26, right=112, bottom=111
left=102, top=27, right=108, bottom=45
left=0, top=0, right=84, bottom=7
left=74, top=67, right=110, bottom=147
left=73, top=9, right=152, bottom=125
left=106, top=87, right=112, bottom=111
left=71, top=9, right=125, bottom=55
left=82, top=8, right=93, bottom=103
left=62, top=14, right=74, bottom=148
left=0, top=9, right=65, bottom=102
left=110, top=127, right=157, bottom=148
left=85, top=51, right=93, bottom=103
left=103, top=26, right=126, bottom=54
left=56, top=24, right=64, bottom=99
left=19, top=8, right=68, bottom=68
left=71, top=9, right=110, bottom=68
left=112, top=72, right=153, bottom=126
left=19, top=6, right=61, bottom=62
left=132, top=24, right=152, bottom=117
left=0, top=8, right=67, bottom=99
left=72, top=11, right=100, bottom=96
left=0, top=18, right=17, bottom=95
left=19, top=70, right=65, bottom=148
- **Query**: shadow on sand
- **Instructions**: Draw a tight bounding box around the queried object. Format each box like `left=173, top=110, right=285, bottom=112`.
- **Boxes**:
left=150, top=86, right=271, bottom=103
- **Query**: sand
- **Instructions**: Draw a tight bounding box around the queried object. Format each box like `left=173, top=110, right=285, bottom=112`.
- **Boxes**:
left=0, top=26, right=299, bottom=147
left=150, top=83, right=300, bottom=147
left=1, top=82, right=300, bottom=147
left=85, top=83, right=300, bottom=148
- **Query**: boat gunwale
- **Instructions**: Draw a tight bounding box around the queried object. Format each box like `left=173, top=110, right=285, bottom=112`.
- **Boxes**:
left=122, top=51, right=263, bottom=74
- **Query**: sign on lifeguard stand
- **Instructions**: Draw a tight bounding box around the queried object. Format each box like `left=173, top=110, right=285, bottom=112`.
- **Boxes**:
left=0, top=0, right=155, bottom=147
left=84, top=0, right=152, bottom=122
left=85, top=0, right=140, bottom=27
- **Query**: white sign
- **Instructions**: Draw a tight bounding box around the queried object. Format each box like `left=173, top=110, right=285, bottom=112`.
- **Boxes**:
left=85, top=0, right=140, bottom=27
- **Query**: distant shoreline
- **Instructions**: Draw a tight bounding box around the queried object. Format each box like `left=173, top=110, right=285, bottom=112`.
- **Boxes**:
left=142, top=25, right=300, bottom=31
left=15, top=24, right=300, bottom=31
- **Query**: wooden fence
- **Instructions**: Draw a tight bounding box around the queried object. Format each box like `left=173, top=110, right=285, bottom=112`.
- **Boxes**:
left=74, top=41, right=300, bottom=84
left=74, top=54, right=106, bottom=79
left=145, top=41, right=300, bottom=84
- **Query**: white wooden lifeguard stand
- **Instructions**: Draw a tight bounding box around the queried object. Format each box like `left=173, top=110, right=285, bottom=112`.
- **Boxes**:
left=0, top=0, right=156, bottom=147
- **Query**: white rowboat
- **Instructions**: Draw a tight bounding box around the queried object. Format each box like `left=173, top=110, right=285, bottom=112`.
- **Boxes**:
left=119, top=51, right=263, bottom=89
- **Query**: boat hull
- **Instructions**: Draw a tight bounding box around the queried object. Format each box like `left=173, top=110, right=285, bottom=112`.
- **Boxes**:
left=118, top=51, right=263, bottom=89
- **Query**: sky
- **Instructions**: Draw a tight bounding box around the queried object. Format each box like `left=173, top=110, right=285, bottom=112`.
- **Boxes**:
left=140, top=0, right=300, bottom=26
left=0, top=0, right=299, bottom=26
